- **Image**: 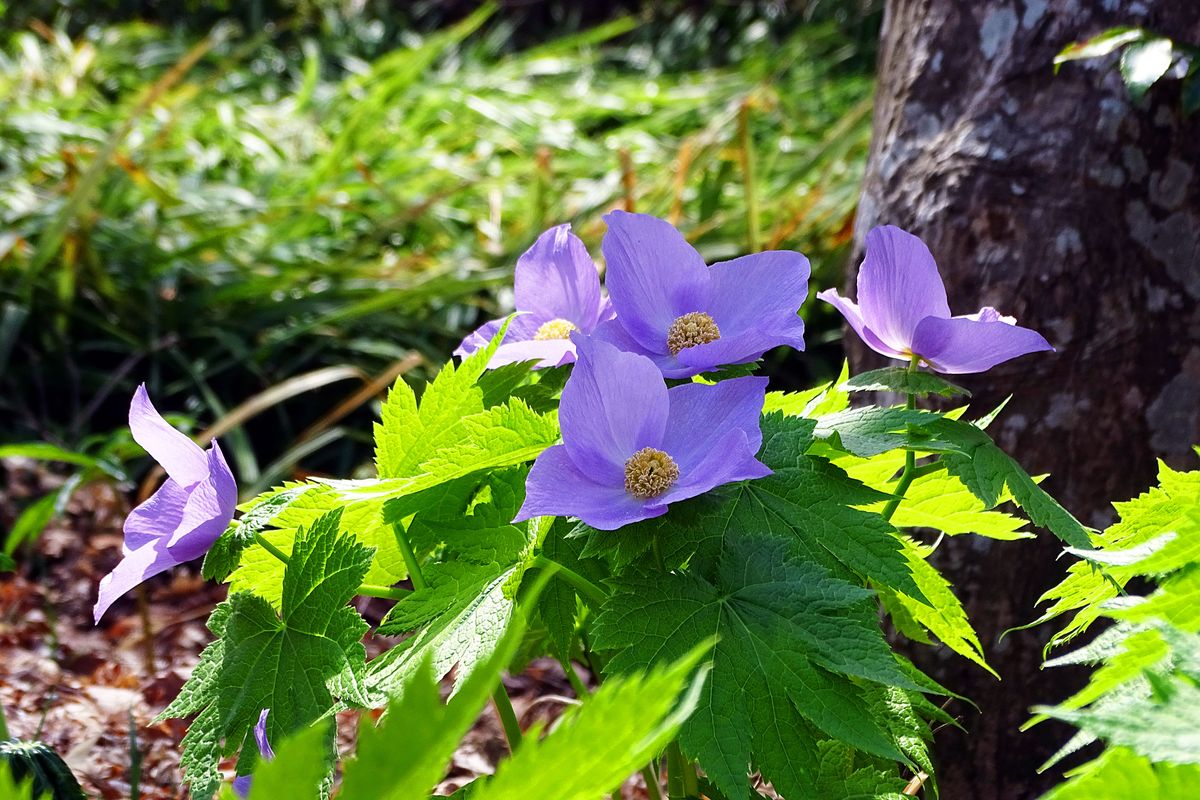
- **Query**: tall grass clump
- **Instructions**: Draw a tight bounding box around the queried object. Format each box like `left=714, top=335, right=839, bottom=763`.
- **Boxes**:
left=0, top=2, right=878, bottom=486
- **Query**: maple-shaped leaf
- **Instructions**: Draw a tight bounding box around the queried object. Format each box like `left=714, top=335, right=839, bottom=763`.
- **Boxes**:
left=164, top=509, right=373, bottom=799
left=593, top=531, right=929, bottom=800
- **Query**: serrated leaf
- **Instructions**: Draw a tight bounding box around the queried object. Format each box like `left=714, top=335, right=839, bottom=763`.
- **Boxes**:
left=842, top=367, right=969, bottom=399
left=882, top=538, right=995, bottom=676
left=203, top=486, right=311, bottom=581
left=169, top=510, right=373, bottom=799
left=1036, top=462, right=1200, bottom=645
left=583, top=414, right=927, bottom=604
left=244, top=721, right=330, bottom=800
left=593, top=531, right=927, bottom=800
left=1043, top=747, right=1200, bottom=800
left=473, top=643, right=710, bottom=800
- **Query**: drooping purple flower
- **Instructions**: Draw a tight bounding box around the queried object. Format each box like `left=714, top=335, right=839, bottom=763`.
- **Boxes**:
left=455, top=223, right=613, bottom=369
left=590, top=211, right=810, bottom=378
left=515, top=335, right=770, bottom=530
left=818, top=225, right=1053, bottom=374
left=232, top=709, right=274, bottom=797
left=93, top=385, right=237, bottom=623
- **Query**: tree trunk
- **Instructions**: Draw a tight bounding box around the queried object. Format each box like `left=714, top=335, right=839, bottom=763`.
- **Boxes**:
left=851, top=1, right=1200, bottom=797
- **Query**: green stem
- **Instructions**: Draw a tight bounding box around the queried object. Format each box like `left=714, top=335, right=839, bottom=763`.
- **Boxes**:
left=492, top=683, right=523, bottom=753
left=0, top=701, right=9, bottom=740
left=561, top=658, right=590, bottom=698
left=881, top=356, right=921, bottom=523
left=356, top=583, right=411, bottom=601
left=666, top=741, right=686, bottom=799
left=534, top=555, right=608, bottom=606
left=642, top=763, right=664, bottom=800
left=254, top=532, right=290, bottom=565
left=681, top=757, right=700, bottom=797
left=392, top=522, right=427, bottom=590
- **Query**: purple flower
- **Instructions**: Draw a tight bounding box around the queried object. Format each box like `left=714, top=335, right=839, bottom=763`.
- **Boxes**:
left=591, top=211, right=809, bottom=378
left=93, top=385, right=237, bottom=623
left=515, top=336, right=770, bottom=530
left=818, top=225, right=1053, bottom=374
left=232, top=709, right=274, bottom=797
left=455, top=223, right=613, bottom=369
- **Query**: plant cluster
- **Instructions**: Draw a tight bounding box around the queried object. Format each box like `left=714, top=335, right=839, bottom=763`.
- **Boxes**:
left=1032, top=459, right=1200, bottom=799
left=25, top=210, right=1087, bottom=800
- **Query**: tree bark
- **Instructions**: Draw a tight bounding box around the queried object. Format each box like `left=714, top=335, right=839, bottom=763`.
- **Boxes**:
left=851, top=2, right=1200, bottom=797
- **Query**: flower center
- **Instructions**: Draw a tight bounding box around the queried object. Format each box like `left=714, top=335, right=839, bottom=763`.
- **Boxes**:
left=534, top=318, right=578, bottom=341
left=666, top=312, right=720, bottom=356
left=623, top=447, right=680, bottom=499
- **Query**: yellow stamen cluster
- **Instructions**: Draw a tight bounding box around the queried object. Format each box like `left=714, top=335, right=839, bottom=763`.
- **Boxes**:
left=623, top=447, right=680, bottom=499
left=666, top=312, right=720, bottom=356
left=534, top=318, right=578, bottom=341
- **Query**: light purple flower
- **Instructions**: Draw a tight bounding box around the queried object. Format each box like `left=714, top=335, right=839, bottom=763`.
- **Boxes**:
left=818, top=225, right=1053, bottom=374
left=455, top=223, right=613, bottom=369
left=233, top=709, right=274, bottom=797
left=591, top=211, right=809, bottom=378
left=515, top=336, right=770, bottom=530
left=93, top=385, right=236, bottom=623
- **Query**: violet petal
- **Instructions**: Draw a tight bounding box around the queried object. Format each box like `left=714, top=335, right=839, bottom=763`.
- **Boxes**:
left=911, top=312, right=1054, bottom=374
left=558, top=336, right=668, bottom=483
left=856, top=225, right=951, bottom=353
left=601, top=211, right=711, bottom=352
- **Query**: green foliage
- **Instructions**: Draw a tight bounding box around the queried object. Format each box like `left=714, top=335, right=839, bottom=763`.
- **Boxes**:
left=1036, top=460, right=1200, bottom=797
left=471, top=643, right=709, bottom=800
left=593, top=530, right=927, bottom=799
left=1054, top=26, right=1199, bottom=113
left=162, top=509, right=373, bottom=799
left=842, top=367, right=969, bottom=399
left=0, top=740, right=85, bottom=800
left=0, top=5, right=874, bottom=464
left=1033, top=461, right=1200, bottom=647
left=244, top=722, right=330, bottom=800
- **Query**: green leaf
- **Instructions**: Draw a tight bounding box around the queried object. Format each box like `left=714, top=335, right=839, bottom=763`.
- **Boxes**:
left=1182, top=72, right=1200, bottom=116
left=813, top=740, right=908, bottom=800
left=0, top=552, right=14, bottom=572
left=0, top=764, right=37, bottom=800
left=880, top=538, right=995, bottom=676
left=585, top=414, right=927, bottom=604
left=368, top=471, right=535, bottom=700
left=842, top=367, right=969, bottom=399
left=593, top=531, right=927, bottom=800
left=375, top=331, right=506, bottom=479
left=813, top=406, right=962, bottom=458
left=203, top=486, right=310, bottom=582
left=839, top=450, right=1032, bottom=540
left=1054, top=27, right=1147, bottom=69
left=167, top=510, right=373, bottom=799
left=1035, top=462, right=1200, bottom=645
left=536, top=518, right=606, bottom=657
left=339, top=581, right=536, bottom=800
left=1120, top=38, right=1175, bottom=101
left=1040, top=675, right=1200, bottom=764
left=245, top=721, right=331, bottom=800
left=473, top=643, right=711, bottom=800
left=1043, top=747, right=1200, bottom=800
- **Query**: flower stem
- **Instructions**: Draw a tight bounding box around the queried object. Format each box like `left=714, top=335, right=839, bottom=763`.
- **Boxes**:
left=881, top=355, right=921, bottom=522
left=0, top=701, right=9, bottom=740
left=492, top=683, right=523, bottom=753
left=666, top=741, right=688, bottom=799
left=253, top=532, right=290, bottom=565
left=642, top=763, right=665, bottom=800
left=391, top=522, right=427, bottom=590
left=356, top=583, right=411, bottom=601
left=533, top=555, right=608, bottom=606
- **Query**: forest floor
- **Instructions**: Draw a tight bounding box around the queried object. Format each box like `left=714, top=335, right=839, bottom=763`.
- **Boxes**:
left=0, top=460, right=662, bottom=799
